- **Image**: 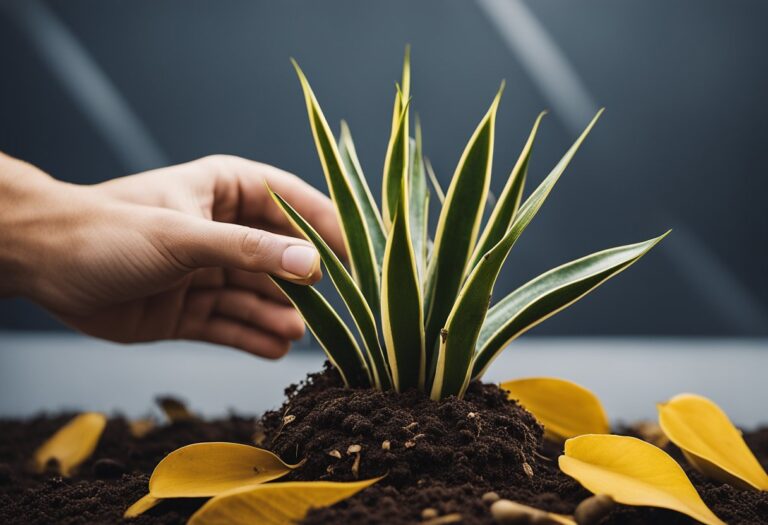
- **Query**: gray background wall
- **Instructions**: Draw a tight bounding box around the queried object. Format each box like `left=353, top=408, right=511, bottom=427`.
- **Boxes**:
left=1, top=0, right=767, bottom=336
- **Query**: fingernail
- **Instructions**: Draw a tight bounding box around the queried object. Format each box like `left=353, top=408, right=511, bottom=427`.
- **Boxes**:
left=281, top=245, right=319, bottom=278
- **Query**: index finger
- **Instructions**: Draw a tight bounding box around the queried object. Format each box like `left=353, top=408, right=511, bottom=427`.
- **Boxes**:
left=204, top=155, right=347, bottom=258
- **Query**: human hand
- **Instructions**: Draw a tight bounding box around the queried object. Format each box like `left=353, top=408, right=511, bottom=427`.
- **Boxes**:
left=0, top=153, right=344, bottom=358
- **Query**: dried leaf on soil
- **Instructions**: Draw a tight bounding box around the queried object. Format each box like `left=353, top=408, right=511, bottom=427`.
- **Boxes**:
left=501, top=377, right=609, bottom=441
left=658, top=393, right=768, bottom=491
left=33, top=412, right=106, bottom=476
left=188, top=477, right=382, bottom=525
left=559, top=434, right=725, bottom=525
left=149, top=442, right=298, bottom=498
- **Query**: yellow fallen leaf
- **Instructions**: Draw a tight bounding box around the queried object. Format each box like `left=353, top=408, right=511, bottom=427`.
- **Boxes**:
left=124, top=493, right=161, bottom=518
left=34, top=412, right=107, bottom=476
left=658, top=393, right=768, bottom=491
left=559, top=434, right=725, bottom=525
left=501, top=377, right=610, bottom=441
left=149, top=442, right=298, bottom=498
left=188, top=477, right=383, bottom=525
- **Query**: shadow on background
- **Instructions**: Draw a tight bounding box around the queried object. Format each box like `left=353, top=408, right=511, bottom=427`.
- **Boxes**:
left=1, top=0, right=766, bottom=335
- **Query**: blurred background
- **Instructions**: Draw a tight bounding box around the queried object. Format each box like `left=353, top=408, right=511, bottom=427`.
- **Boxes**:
left=1, top=0, right=767, bottom=422
left=1, top=0, right=767, bottom=336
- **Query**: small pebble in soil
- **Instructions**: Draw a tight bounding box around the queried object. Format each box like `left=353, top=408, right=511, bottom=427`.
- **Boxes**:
left=490, top=499, right=560, bottom=525
left=421, top=507, right=439, bottom=519
left=522, top=462, right=534, bottom=478
left=92, top=458, right=127, bottom=479
left=482, top=491, right=501, bottom=504
left=423, top=514, right=463, bottom=525
left=574, top=494, right=615, bottom=525
left=381, top=440, right=391, bottom=450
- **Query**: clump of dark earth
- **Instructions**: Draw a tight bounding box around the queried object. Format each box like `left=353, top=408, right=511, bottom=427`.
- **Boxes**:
left=0, top=364, right=766, bottom=524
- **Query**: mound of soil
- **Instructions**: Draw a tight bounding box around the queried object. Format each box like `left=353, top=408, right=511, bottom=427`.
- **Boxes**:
left=0, top=365, right=766, bottom=524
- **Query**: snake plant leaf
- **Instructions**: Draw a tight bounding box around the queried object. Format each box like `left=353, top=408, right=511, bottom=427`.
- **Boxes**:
left=409, top=119, right=429, bottom=281
left=272, top=277, right=371, bottom=387
left=268, top=188, right=391, bottom=390
left=431, top=111, right=601, bottom=398
left=658, top=393, right=768, bottom=491
left=381, top=176, right=425, bottom=391
left=188, top=477, right=383, bottom=525
left=559, top=435, right=726, bottom=525
left=501, top=377, right=610, bottom=441
left=472, top=231, right=667, bottom=379
left=468, top=112, right=546, bottom=271
left=338, top=120, right=386, bottom=266
left=34, top=412, right=106, bottom=476
left=291, top=60, right=380, bottom=309
left=425, top=157, right=445, bottom=204
left=124, top=494, right=161, bottom=519
left=389, top=45, right=411, bottom=136
left=424, top=84, right=504, bottom=374
left=149, top=443, right=297, bottom=498
left=382, top=91, right=410, bottom=229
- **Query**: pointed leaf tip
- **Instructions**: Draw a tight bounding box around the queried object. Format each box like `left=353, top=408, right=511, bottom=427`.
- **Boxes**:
left=124, top=494, right=161, bottom=519
left=502, top=377, right=609, bottom=441
left=658, top=393, right=768, bottom=491
left=559, top=435, right=725, bottom=525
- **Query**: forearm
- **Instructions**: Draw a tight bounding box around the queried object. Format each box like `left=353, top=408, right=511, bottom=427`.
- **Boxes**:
left=0, top=153, right=81, bottom=298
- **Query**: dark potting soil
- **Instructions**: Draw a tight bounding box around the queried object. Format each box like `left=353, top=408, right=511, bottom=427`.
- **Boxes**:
left=0, top=365, right=766, bottom=524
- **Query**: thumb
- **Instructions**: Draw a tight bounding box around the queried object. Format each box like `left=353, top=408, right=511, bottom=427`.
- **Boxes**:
left=162, top=214, right=321, bottom=283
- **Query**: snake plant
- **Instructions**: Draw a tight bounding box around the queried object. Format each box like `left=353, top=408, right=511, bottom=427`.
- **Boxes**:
left=271, top=49, right=668, bottom=400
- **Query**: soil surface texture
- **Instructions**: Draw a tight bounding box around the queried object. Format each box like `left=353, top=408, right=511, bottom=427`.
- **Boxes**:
left=1, top=365, right=766, bottom=524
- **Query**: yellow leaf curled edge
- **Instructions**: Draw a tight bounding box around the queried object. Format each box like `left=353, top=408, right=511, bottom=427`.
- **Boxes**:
left=34, top=412, right=107, bottom=476
left=658, top=393, right=768, bottom=491
left=188, top=476, right=383, bottom=525
left=559, top=434, right=725, bottom=525
left=502, top=377, right=609, bottom=441
left=149, top=442, right=300, bottom=498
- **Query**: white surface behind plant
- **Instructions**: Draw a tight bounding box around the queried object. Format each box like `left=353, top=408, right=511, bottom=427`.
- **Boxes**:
left=0, top=332, right=765, bottom=427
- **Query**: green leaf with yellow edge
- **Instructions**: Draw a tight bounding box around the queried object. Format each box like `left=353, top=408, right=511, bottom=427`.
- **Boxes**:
left=34, top=412, right=106, bottom=476
left=291, top=59, right=380, bottom=309
left=381, top=175, right=425, bottom=392
left=268, top=187, right=390, bottom=390
left=424, top=157, right=445, bottom=204
left=430, top=111, right=602, bottom=399
left=272, top=277, right=371, bottom=387
left=382, top=46, right=411, bottom=228
left=658, top=393, right=768, bottom=491
left=124, top=494, right=161, bottom=519
left=472, top=231, right=667, bottom=380
left=409, top=119, right=429, bottom=281
left=338, top=120, right=386, bottom=266
left=424, top=84, right=503, bottom=376
left=149, top=442, right=298, bottom=498
left=501, top=377, right=609, bottom=441
left=188, top=477, right=383, bottom=525
left=559, top=434, right=726, bottom=525
left=382, top=89, right=410, bottom=229
left=468, top=111, right=545, bottom=271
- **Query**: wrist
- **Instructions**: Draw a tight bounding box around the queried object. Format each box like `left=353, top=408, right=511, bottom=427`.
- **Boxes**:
left=0, top=154, right=82, bottom=298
